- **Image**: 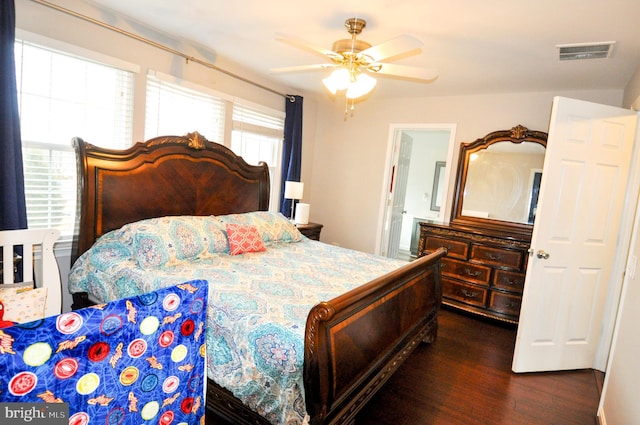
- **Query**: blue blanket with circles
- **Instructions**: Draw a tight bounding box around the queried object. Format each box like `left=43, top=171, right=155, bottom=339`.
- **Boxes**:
left=0, top=280, right=208, bottom=425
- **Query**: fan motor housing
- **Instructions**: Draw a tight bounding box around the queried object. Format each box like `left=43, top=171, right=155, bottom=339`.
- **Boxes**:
left=332, top=39, right=372, bottom=54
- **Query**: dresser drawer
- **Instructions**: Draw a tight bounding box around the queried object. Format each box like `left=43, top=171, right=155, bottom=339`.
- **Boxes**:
left=442, top=278, right=488, bottom=308
left=489, top=291, right=522, bottom=317
left=493, top=269, right=525, bottom=293
left=471, top=245, right=523, bottom=269
left=441, top=258, right=491, bottom=287
left=424, top=236, right=469, bottom=260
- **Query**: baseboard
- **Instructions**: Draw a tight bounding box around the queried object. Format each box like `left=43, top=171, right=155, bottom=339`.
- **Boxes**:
left=597, top=406, right=606, bottom=425
left=594, top=370, right=605, bottom=397
left=594, top=371, right=605, bottom=425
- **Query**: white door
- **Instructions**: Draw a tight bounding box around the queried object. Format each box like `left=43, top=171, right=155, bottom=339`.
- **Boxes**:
left=512, top=96, right=638, bottom=373
left=386, top=132, right=413, bottom=258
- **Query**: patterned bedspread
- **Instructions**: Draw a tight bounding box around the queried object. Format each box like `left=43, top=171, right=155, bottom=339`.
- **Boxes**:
left=68, top=212, right=407, bottom=424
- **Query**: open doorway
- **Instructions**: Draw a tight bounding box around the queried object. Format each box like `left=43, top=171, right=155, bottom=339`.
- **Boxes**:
left=377, top=124, right=456, bottom=259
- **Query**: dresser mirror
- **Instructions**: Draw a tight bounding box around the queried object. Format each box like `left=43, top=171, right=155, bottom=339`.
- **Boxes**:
left=450, top=125, right=547, bottom=239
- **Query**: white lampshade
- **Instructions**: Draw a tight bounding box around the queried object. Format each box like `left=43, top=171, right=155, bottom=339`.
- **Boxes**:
left=323, top=68, right=377, bottom=100
left=284, top=181, right=304, bottom=199
left=294, top=203, right=310, bottom=225
left=346, top=73, right=377, bottom=99
left=322, top=68, right=351, bottom=95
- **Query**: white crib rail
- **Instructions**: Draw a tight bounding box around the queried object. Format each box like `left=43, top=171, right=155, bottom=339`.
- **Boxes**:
left=0, top=228, right=62, bottom=317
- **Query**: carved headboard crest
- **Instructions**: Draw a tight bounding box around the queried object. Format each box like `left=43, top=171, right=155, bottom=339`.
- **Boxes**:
left=146, top=131, right=209, bottom=150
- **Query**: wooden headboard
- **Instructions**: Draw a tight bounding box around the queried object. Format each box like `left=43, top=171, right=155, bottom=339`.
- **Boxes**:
left=71, top=131, right=270, bottom=262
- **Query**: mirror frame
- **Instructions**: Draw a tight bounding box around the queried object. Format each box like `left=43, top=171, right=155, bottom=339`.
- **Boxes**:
left=450, top=124, right=548, bottom=240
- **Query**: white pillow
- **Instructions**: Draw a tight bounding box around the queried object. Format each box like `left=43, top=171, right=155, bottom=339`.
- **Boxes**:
left=0, top=286, right=48, bottom=325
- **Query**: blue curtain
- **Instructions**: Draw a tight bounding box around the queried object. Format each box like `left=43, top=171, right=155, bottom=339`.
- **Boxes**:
left=279, top=95, right=303, bottom=217
left=1, top=0, right=27, bottom=231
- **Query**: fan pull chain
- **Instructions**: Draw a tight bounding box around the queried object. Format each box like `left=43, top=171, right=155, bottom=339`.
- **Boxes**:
left=344, top=98, right=356, bottom=121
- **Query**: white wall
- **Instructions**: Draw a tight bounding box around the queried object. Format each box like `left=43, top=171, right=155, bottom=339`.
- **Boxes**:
left=597, top=115, right=640, bottom=425
left=598, top=194, right=640, bottom=424
left=310, top=90, right=623, bottom=252
left=623, top=66, right=640, bottom=110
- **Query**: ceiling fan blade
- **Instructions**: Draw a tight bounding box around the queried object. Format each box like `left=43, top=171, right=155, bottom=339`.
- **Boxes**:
left=368, top=63, right=438, bottom=81
left=270, top=63, right=339, bottom=74
left=275, top=32, right=342, bottom=61
left=359, top=35, right=423, bottom=63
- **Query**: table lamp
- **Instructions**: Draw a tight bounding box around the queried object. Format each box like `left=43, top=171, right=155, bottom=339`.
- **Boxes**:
left=284, top=181, right=304, bottom=221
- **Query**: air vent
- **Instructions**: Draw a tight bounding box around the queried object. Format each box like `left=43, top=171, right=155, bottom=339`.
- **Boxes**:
left=557, top=42, right=615, bottom=61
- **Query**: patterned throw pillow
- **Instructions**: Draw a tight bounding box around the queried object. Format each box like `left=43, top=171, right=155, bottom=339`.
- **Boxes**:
left=217, top=211, right=302, bottom=245
left=225, top=223, right=267, bottom=255
left=0, top=286, right=48, bottom=326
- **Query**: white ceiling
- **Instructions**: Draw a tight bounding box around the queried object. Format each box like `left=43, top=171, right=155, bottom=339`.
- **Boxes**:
left=85, top=0, right=640, bottom=100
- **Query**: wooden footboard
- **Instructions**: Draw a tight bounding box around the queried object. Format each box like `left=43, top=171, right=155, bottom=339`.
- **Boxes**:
left=305, top=247, right=446, bottom=424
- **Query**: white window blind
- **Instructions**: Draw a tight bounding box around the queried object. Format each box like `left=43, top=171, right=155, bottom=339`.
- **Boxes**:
left=14, top=39, right=135, bottom=238
left=232, top=102, right=285, bottom=211
left=145, top=72, right=225, bottom=143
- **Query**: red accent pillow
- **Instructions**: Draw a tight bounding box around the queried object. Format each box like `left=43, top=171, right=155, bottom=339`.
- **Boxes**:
left=226, top=223, right=267, bottom=255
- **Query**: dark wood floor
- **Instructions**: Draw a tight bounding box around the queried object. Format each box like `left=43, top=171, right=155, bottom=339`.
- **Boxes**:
left=355, top=307, right=602, bottom=425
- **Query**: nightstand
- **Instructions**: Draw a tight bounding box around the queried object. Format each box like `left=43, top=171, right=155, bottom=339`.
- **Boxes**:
left=296, top=222, right=323, bottom=241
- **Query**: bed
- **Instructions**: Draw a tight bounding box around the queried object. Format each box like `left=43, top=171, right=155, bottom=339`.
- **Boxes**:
left=68, top=131, right=446, bottom=425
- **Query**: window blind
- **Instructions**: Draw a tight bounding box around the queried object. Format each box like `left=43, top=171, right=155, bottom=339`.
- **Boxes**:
left=232, top=102, right=285, bottom=211
left=145, top=73, right=225, bottom=143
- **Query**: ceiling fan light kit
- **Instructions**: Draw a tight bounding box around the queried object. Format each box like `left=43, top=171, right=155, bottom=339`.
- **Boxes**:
left=322, top=68, right=351, bottom=94
left=345, top=73, right=377, bottom=99
left=322, top=68, right=377, bottom=99
left=274, top=17, right=438, bottom=119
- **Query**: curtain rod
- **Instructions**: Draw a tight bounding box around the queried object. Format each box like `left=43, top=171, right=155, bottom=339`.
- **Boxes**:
left=30, top=0, right=294, bottom=100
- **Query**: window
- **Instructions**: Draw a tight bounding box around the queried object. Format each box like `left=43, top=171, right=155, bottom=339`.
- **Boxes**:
left=14, top=38, right=135, bottom=239
left=14, top=35, right=286, bottom=238
left=145, top=71, right=225, bottom=143
left=232, top=101, right=285, bottom=210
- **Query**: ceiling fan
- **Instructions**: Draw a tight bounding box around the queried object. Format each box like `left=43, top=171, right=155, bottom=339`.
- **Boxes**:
left=271, top=18, right=438, bottom=100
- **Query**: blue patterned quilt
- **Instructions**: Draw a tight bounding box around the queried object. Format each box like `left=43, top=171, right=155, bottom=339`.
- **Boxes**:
left=68, top=212, right=407, bottom=424
left=0, top=280, right=208, bottom=425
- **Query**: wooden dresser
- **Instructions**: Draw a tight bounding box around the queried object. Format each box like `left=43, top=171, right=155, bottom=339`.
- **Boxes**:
left=418, top=222, right=530, bottom=323
left=424, top=125, right=546, bottom=323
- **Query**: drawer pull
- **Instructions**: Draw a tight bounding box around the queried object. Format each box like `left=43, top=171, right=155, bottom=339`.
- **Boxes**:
left=487, top=253, right=503, bottom=261
left=504, top=278, right=518, bottom=286
left=461, top=289, right=478, bottom=298
left=503, top=301, right=520, bottom=309
left=464, top=267, right=481, bottom=277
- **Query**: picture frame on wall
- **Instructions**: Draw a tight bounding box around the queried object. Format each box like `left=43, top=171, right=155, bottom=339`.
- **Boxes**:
left=431, top=161, right=446, bottom=212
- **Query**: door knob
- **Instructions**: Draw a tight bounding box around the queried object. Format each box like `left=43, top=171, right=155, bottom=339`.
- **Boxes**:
left=536, top=250, right=550, bottom=259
